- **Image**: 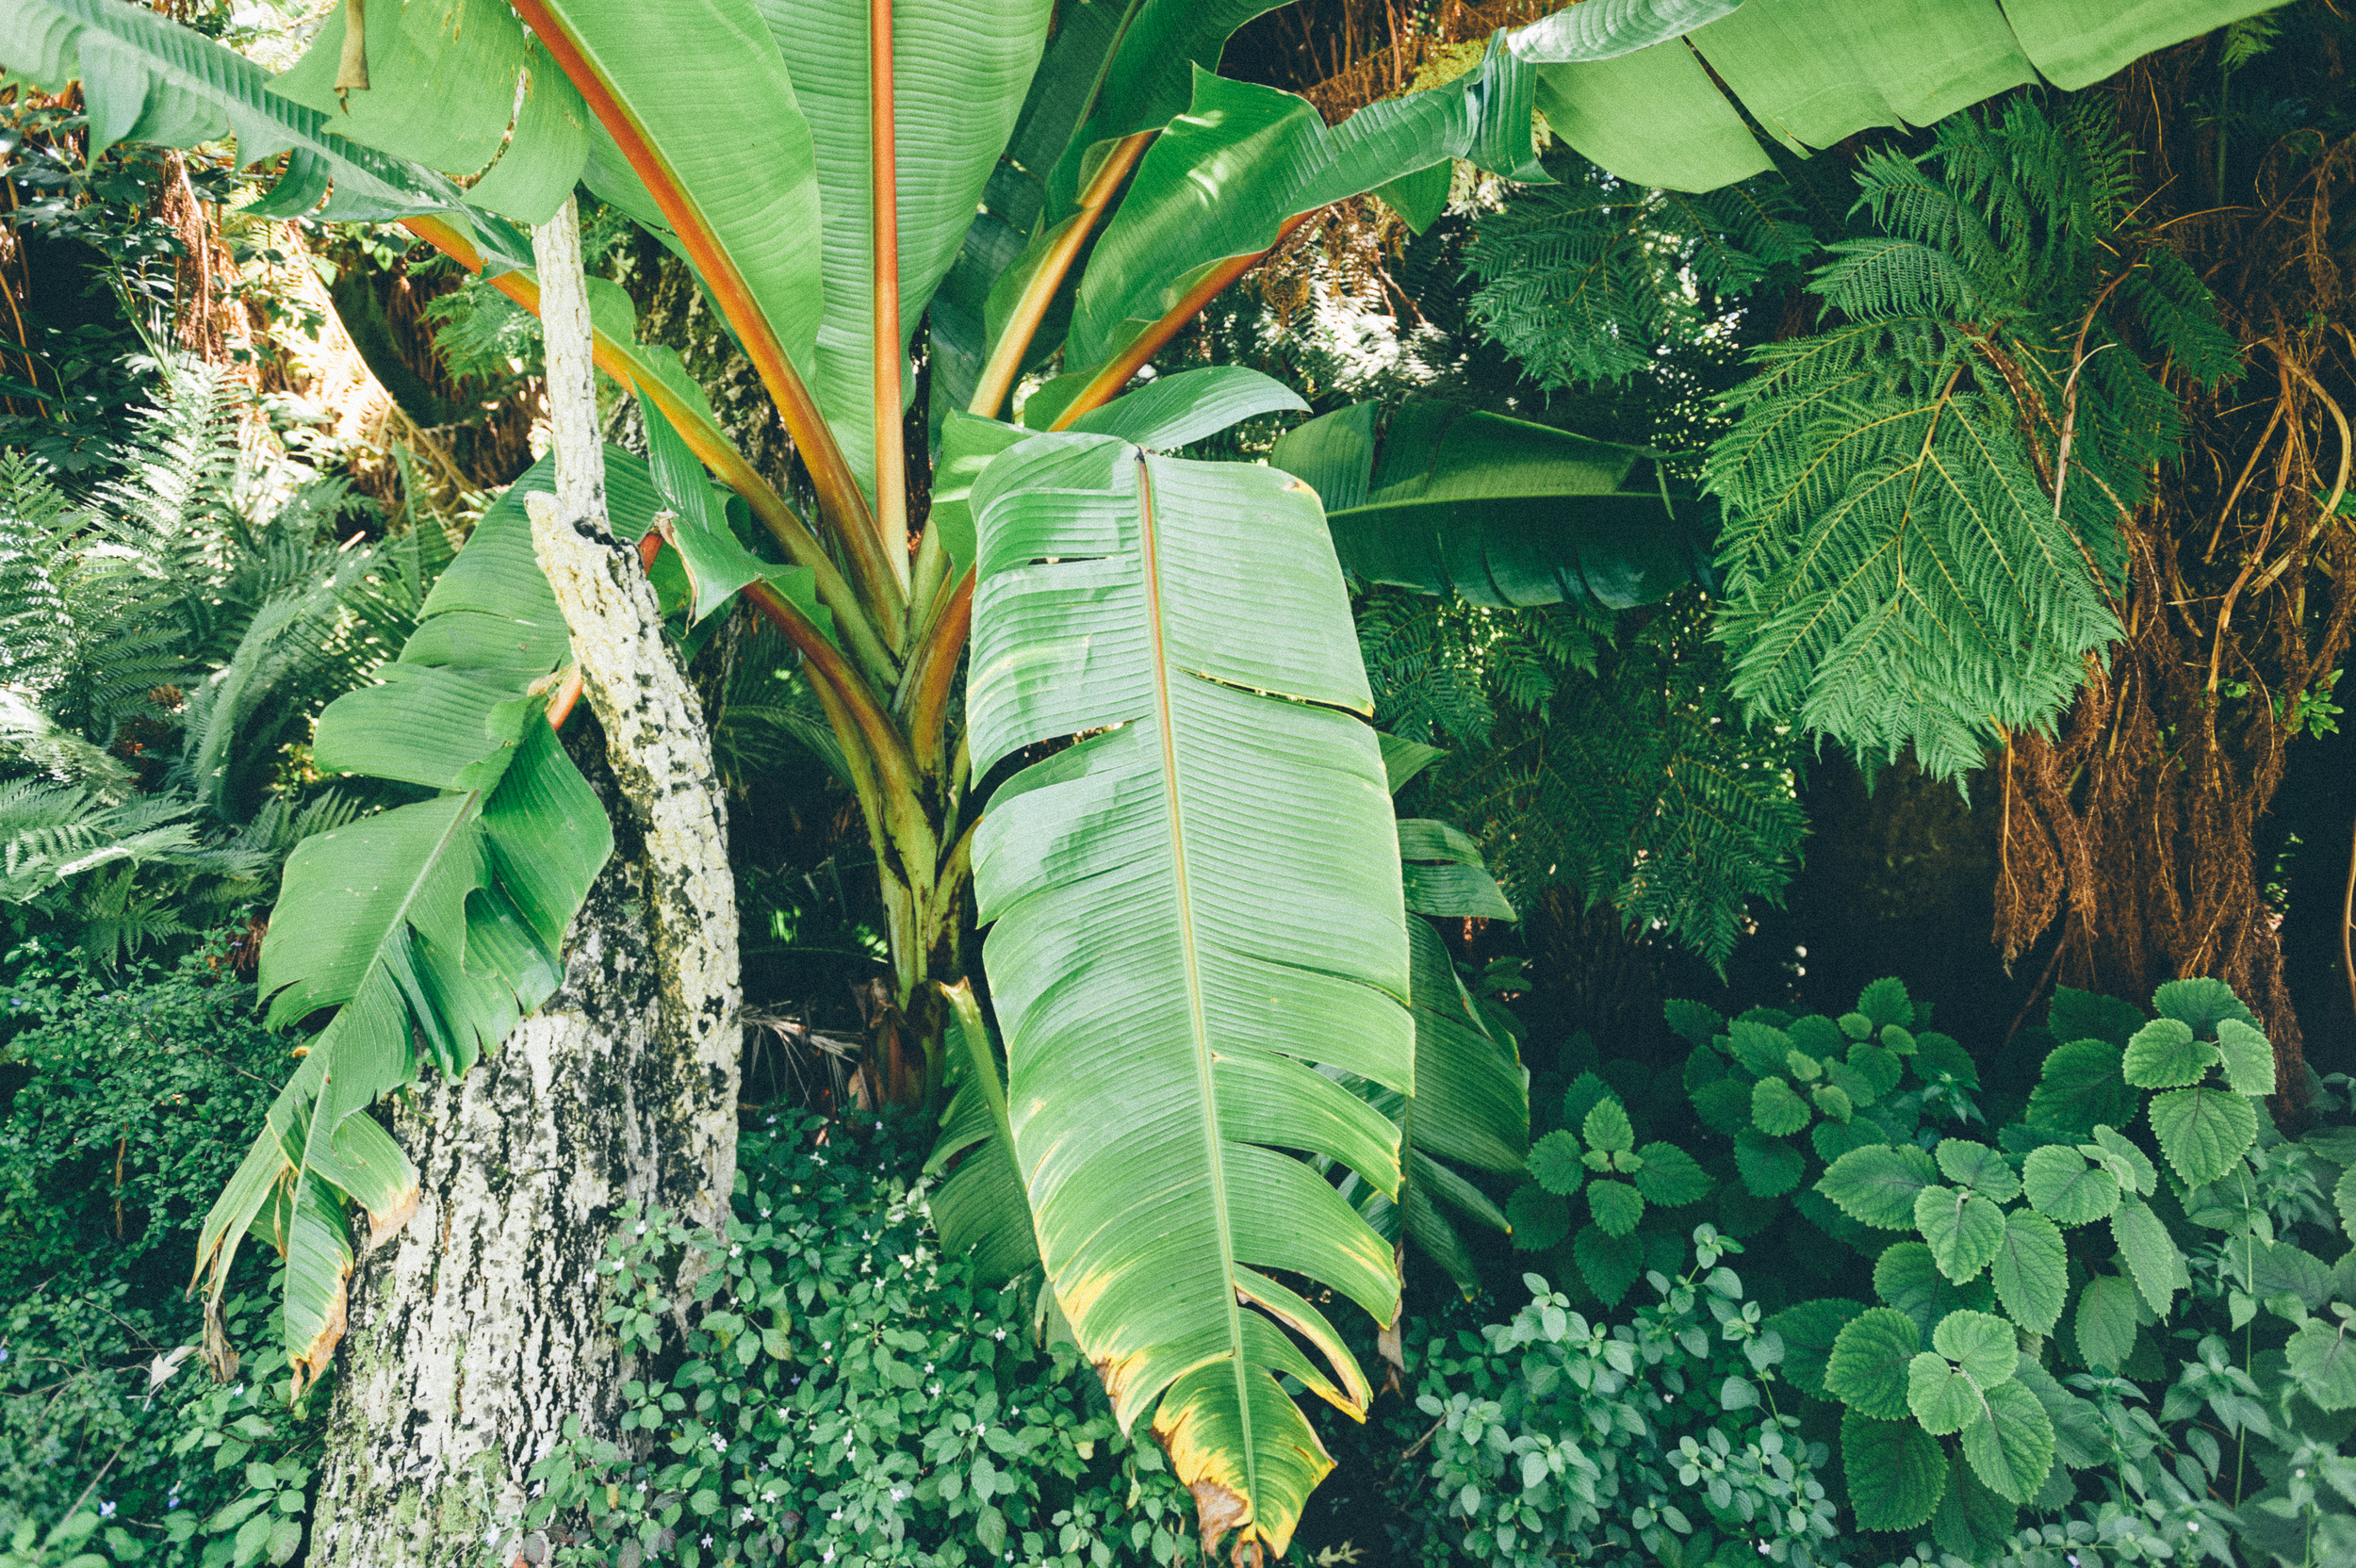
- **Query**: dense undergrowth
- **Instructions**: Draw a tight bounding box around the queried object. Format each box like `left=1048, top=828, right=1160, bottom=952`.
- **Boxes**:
left=7, top=932, right=2353, bottom=1568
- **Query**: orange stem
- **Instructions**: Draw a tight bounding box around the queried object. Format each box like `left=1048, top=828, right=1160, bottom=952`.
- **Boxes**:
left=870, top=0, right=909, bottom=592
left=506, top=0, right=904, bottom=636
left=546, top=665, right=585, bottom=729
left=1049, top=212, right=1313, bottom=430
left=968, top=129, right=1156, bottom=420
left=741, top=580, right=918, bottom=799
left=903, top=566, right=973, bottom=774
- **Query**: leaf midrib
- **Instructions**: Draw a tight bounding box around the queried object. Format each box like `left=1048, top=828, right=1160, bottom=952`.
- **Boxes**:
left=1132, top=449, right=1256, bottom=1514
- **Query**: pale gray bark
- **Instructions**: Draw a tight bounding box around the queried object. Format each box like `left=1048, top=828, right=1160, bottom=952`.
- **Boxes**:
left=310, top=198, right=741, bottom=1567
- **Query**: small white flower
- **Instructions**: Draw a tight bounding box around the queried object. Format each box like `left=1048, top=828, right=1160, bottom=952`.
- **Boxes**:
left=702, top=1535, right=713, bottom=1548
left=831, top=1511, right=843, bottom=1522
left=97, top=1501, right=115, bottom=1519
left=741, top=1508, right=756, bottom=1523
left=712, top=1434, right=729, bottom=1451
left=823, top=1552, right=836, bottom=1563
left=2187, top=1522, right=2201, bottom=1534
left=763, top=1491, right=777, bottom=1502
left=924, top=1363, right=934, bottom=1373
left=993, top=1328, right=1006, bottom=1341
left=761, top=1209, right=772, bottom=1218
left=730, top=1245, right=744, bottom=1257
left=823, top=1341, right=832, bottom=1349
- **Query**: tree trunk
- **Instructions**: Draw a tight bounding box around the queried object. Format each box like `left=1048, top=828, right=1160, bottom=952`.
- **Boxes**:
left=310, top=198, right=742, bottom=1565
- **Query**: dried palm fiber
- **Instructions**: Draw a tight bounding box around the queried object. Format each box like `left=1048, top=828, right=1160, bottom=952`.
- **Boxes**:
left=1997, top=47, right=2356, bottom=1111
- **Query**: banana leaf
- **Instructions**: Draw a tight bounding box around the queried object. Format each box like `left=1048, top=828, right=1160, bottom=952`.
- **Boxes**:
left=190, top=449, right=692, bottom=1387
left=1531, top=0, right=2283, bottom=191
left=0, top=0, right=465, bottom=215
left=1271, top=401, right=1718, bottom=609
left=966, top=431, right=1413, bottom=1560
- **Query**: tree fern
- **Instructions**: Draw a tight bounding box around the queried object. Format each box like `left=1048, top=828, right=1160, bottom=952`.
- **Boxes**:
left=1709, top=97, right=2241, bottom=776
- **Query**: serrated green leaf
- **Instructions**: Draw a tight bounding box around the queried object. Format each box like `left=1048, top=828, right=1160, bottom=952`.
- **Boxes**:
left=1526, top=1129, right=1587, bottom=1197
left=2012, top=1357, right=2108, bottom=1471
left=1932, top=1309, right=2019, bottom=1390
left=1877, top=1240, right=1991, bottom=1338
left=1818, top=1142, right=1938, bottom=1229
left=1766, top=1298, right=1863, bottom=1399
left=2048, top=987, right=2145, bottom=1049
left=1844, top=1041, right=1904, bottom=1102
left=2110, top=1198, right=2185, bottom=1316
left=1631, top=1142, right=1712, bottom=1207
left=1911, top=1030, right=1976, bottom=1088
left=2072, top=1274, right=2139, bottom=1372
left=2336, top=1165, right=2356, bottom=1244
left=2088, top=1125, right=2158, bottom=1196
left=1784, top=1048, right=1824, bottom=1083
left=1858, top=977, right=1914, bottom=1028
left=2021, top=1146, right=2120, bottom=1227
left=1664, top=997, right=1723, bottom=1048
left=2215, top=1018, right=2276, bottom=1097
left=1581, top=1095, right=1634, bottom=1154
left=2151, top=977, right=2256, bottom=1037
left=1935, top=1139, right=2020, bottom=1202
left=1562, top=1070, right=1614, bottom=1132
left=1820, top=1056, right=1878, bottom=1110
left=1810, top=1083, right=1854, bottom=1123
left=1727, top=1019, right=1792, bottom=1077
left=1734, top=1129, right=1804, bottom=1198
left=2017, top=1036, right=2149, bottom=1135
left=1750, top=1075, right=1811, bottom=1136
left=1961, top=1380, right=2055, bottom=1503
left=1989, top=1209, right=2067, bottom=1336
left=1934, top=1447, right=2018, bottom=1559
left=1507, top=1183, right=1572, bottom=1252
left=1572, top=1222, right=1645, bottom=1308
left=2147, top=1085, right=2259, bottom=1188
left=1908, top=1352, right=1984, bottom=1434
left=2121, top=1017, right=2217, bottom=1089
left=1692, top=1077, right=1753, bottom=1137
left=1915, top=1186, right=2005, bottom=1283
left=1839, top=1011, right=1873, bottom=1041
left=1825, top=1307, right=1921, bottom=1419
left=2286, top=1319, right=2356, bottom=1411
left=1812, top=1118, right=1887, bottom=1165
left=1588, top=1180, right=1644, bottom=1237
left=1841, top=1411, right=1945, bottom=1532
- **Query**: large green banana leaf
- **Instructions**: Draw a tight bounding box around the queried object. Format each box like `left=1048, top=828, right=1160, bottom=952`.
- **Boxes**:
left=966, top=433, right=1413, bottom=1559
left=740, top=0, right=1050, bottom=496
left=267, top=0, right=590, bottom=223
left=517, top=0, right=824, bottom=398
left=1531, top=0, right=2282, bottom=191
left=928, top=0, right=1287, bottom=420
left=1336, top=776, right=1529, bottom=1298
left=190, top=450, right=703, bottom=1388
left=1047, top=41, right=1547, bottom=402
left=1270, top=401, right=1718, bottom=610
left=0, top=0, right=465, bottom=216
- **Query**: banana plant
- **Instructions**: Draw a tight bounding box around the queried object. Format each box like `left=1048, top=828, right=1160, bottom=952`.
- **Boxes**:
left=7, top=0, right=1749, bottom=1551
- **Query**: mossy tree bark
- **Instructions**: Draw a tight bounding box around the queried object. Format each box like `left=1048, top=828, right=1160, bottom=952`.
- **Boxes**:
left=310, top=198, right=741, bottom=1566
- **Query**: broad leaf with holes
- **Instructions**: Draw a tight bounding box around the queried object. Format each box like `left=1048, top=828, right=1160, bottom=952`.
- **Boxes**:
left=967, top=432, right=1410, bottom=1558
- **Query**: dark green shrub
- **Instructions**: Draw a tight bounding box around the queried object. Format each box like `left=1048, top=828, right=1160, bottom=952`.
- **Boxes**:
left=1497, top=973, right=2356, bottom=1567
left=517, top=1113, right=1204, bottom=1568
left=0, top=938, right=326, bottom=1567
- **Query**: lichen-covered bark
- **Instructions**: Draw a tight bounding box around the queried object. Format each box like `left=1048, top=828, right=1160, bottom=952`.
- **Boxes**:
left=311, top=199, right=740, bottom=1566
